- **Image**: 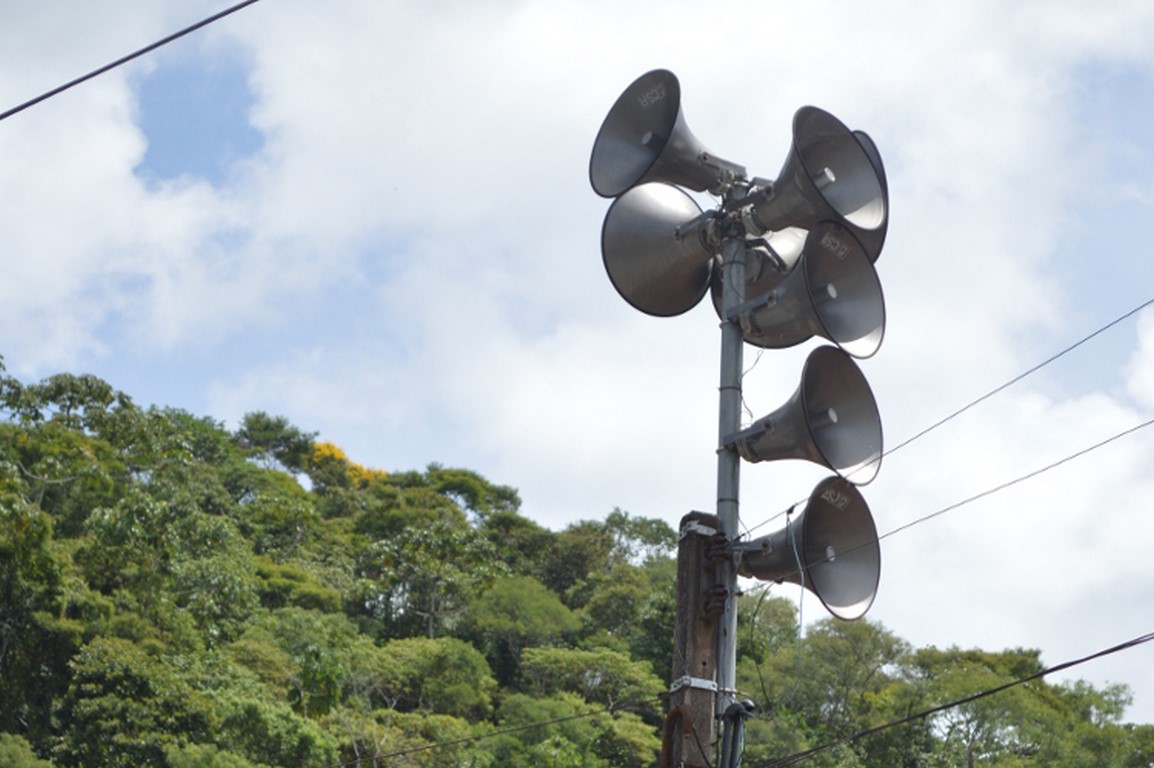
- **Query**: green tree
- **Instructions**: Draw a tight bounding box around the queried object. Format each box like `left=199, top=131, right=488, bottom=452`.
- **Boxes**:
left=492, top=692, right=659, bottom=768
left=478, top=507, right=555, bottom=577
left=211, top=691, right=339, bottom=767
left=0, top=495, right=81, bottom=741
left=0, top=733, right=55, bottom=767
left=570, top=561, right=651, bottom=640
left=519, top=646, right=663, bottom=718
left=164, top=742, right=261, bottom=768
left=357, top=516, right=507, bottom=639
left=739, top=615, right=911, bottom=766
left=233, top=411, right=316, bottom=474
left=54, top=637, right=216, bottom=767
left=492, top=693, right=609, bottom=768
left=426, top=464, right=521, bottom=522
left=325, top=709, right=489, bottom=768
left=603, top=508, right=676, bottom=565
left=541, top=520, right=616, bottom=596
left=0, top=371, right=135, bottom=437
left=249, top=607, right=364, bottom=718
left=462, top=575, right=580, bottom=686
left=366, top=636, right=498, bottom=720
left=233, top=479, right=320, bottom=558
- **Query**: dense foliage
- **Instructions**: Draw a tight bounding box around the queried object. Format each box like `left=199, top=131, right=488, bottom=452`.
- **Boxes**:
left=1, top=361, right=1152, bottom=767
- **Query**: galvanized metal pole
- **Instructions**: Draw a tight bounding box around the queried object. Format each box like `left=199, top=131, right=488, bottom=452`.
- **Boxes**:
left=715, top=227, right=747, bottom=754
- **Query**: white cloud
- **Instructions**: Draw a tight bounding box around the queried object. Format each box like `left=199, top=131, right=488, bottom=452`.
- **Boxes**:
left=1126, top=308, right=1154, bottom=411
left=4, top=0, right=1154, bottom=724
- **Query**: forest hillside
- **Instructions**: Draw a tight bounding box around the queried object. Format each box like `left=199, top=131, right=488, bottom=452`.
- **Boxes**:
left=2, top=362, right=1154, bottom=767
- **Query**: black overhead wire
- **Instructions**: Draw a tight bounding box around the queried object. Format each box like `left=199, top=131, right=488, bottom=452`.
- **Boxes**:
left=739, top=407, right=1154, bottom=614
left=878, top=413, right=1154, bottom=544
left=733, top=300, right=1154, bottom=765
left=744, top=295, right=1154, bottom=537
left=312, top=626, right=1154, bottom=768
left=0, top=0, right=261, bottom=123
left=883, top=295, right=1154, bottom=460
left=7, top=11, right=1154, bottom=762
left=748, top=630, right=1154, bottom=768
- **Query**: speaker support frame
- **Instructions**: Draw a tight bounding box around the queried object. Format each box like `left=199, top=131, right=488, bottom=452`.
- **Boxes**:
left=588, top=72, right=890, bottom=760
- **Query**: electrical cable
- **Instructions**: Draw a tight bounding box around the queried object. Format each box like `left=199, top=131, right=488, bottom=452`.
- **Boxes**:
left=883, top=295, right=1154, bottom=461
left=877, top=413, right=1154, bottom=545
left=746, top=585, right=777, bottom=721
left=748, top=412, right=1154, bottom=595
left=735, top=398, right=1154, bottom=762
left=785, top=507, right=805, bottom=694
left=742, top=295, right=1154, bottom=537
left=0, top=0, right=261, bottom=123
left=738, top=412, right=1154, bottom=727
left=748, top=630, right=1154, bottom=768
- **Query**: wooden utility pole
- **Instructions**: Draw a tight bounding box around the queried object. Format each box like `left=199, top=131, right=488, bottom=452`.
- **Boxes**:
left=663, top=511, right=722, bottom=768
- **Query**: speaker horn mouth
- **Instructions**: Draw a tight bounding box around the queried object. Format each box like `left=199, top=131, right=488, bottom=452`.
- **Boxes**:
left=793, top=107, right=887, bottom=232
left=736, top=476, right=880, bottom=620
left=589, top=70, right=683, bottom=198
left=710, top=223, right=885, bottom=358
left=801, top=476, right=881, bottom=619
left=801, top=346, right=883, bottom=484
left=589, top=69, right=747, bottom=198
left=600, top=183, right=714, bottom=317
left=722, top=346, right=882, bottom=483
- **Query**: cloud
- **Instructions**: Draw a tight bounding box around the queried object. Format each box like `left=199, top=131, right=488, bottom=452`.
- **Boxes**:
left=1125, top=308, right=1154, bottom=411
left=4, top=0, right=1154, bottom=723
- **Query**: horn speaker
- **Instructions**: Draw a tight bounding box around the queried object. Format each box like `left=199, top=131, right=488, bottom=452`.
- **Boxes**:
left=750, top=107, right=887, bottom=259
left=589, top=69, right=745, bottom=198
left=601, top=182, right=715, bottom=317
left=736, top=476, right=880, bottom=620
left=723, top=345, right=882, bottom=484
left=716, top=221, right=885, bottom=358
left=851, top=129, right=888, bottom=261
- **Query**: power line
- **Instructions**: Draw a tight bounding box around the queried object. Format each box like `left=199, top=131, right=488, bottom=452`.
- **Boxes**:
left=879, top=413, right=1154, bottom=544
left=0, top=0, right=261, bottom=123
left=883, top=295, right=1154, bottom=460
left=749, top=630, right=1154, bottom=768
left=744, top=294, right=1154, bottom=536
left=739, top=411, right=1154, bottom=622
left=362, top=598, right=1152, bottom=766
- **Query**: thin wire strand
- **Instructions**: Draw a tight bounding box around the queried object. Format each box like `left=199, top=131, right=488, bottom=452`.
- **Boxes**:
left=751, top=630, right=1154, bottom=768
left=878, top=414, right=1154, bottom=545
left=745, top=414, right=1154, bottom=596
left=0, top=0, right=261, bottom=123
left=786, top=508, right=805, bottom=695
left=747, top=585, right=777, bottom=719
left=884, top=296, right=1154, bottom=459
left=742, top=295, right=1154, bottom=537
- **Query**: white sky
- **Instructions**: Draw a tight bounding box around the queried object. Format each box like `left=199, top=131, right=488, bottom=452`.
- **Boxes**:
left=3, top=0, right=1154, bottom=724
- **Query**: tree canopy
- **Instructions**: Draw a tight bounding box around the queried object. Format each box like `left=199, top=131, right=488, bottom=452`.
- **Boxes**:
left=1, top=363, right=1151, bottom=767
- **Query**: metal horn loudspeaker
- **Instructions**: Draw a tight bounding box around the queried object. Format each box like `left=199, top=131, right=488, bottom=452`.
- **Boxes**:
left=723, top=345, right=882, bottom=484
left=589, top=69, right=745, bottom=198
left=601, top=182, right=715, bottom=316
left=719, top=221, right=885, bottom=358
left=736, top=476, right=880, bottom=620
left=851, top=130, right=888, bottom=262
left=750, top=107, right=887, bottom=261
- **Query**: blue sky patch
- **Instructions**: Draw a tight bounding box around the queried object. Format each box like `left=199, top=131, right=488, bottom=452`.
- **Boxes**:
left=134, top=49, right=263, bottom=185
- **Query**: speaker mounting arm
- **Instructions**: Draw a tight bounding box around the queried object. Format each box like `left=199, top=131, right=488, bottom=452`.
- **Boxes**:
left=699, top=152, right=748, bottom=196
